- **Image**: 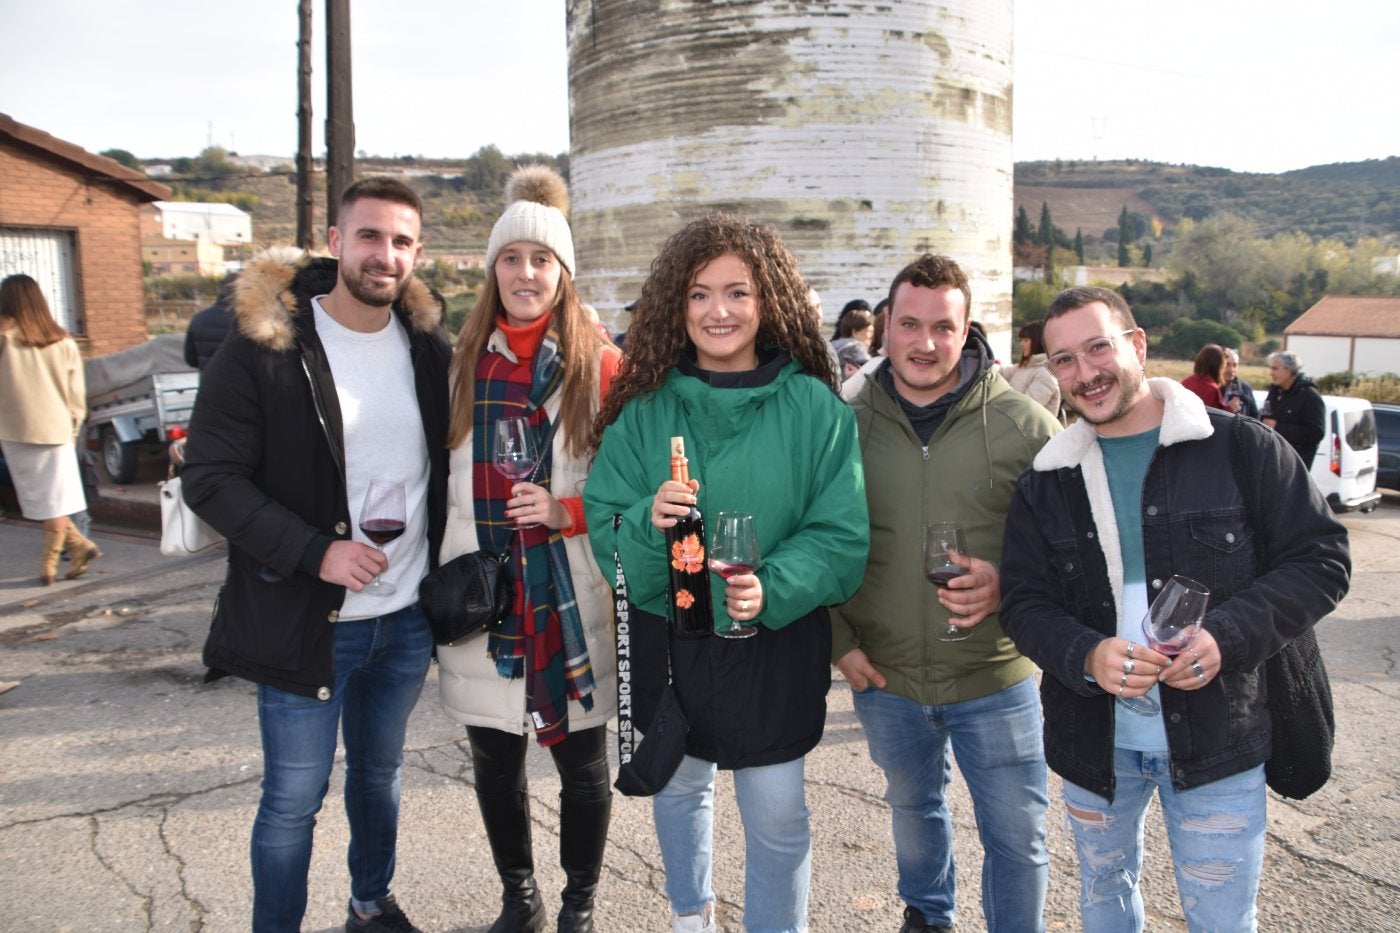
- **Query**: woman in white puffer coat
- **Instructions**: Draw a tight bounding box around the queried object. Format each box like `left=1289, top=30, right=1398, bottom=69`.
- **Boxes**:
left=437, top=164, right=620, bottom=933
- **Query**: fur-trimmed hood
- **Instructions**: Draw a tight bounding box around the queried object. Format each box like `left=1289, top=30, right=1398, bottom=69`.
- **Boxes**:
left=1032, top=377, right=1212, bottom=472
left=230, top=248, right=441, bottom=353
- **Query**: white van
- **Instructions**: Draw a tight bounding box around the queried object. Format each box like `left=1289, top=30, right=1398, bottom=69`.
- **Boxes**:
left=1253, top=391, right=1381, bottom=513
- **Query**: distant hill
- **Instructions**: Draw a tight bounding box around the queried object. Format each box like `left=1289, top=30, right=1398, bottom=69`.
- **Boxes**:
left=164, top=154, right=1400, bottom=258
left=1014, top=158, right=1400, bottom=248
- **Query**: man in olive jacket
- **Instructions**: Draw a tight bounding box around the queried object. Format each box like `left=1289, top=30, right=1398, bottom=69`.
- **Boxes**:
left=830, top=255, right=1060, bottom=933
left=183, top=178, right=450, bottom=933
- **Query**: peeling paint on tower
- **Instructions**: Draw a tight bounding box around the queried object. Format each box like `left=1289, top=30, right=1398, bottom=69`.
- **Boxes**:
left=566, top=0, right=1014, bottom=356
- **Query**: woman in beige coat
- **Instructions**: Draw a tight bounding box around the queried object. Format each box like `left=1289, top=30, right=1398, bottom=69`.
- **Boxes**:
left=438, top=166, right=620, bottom=933
left=0, top=274, right=101, bottom=584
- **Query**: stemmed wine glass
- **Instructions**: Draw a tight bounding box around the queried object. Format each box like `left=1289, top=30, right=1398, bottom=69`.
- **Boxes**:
left=493, top=416, right=541, bottom=529
left=925, top=522, right=972, bottom=642
left=359, top=479, right=406, bottom=597
left=709, top=511, right=760, bottom=639
left=1119, top=574, right=1210, bottom=716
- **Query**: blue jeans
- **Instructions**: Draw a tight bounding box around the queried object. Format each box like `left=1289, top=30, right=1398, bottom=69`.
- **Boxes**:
left=851, top=676, right=1048, bottom=932
left=1061, top=750, right=1265, bottom=933
left=653, top=753, right=810, bottom=933
left=250, top=603, right=432, bottom=933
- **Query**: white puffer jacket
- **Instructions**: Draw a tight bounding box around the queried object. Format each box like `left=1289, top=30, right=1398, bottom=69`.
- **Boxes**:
left=436, top=329, right=616, bottom=735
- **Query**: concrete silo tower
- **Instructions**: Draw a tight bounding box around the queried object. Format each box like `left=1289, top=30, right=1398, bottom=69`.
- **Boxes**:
left=565, top=0, right=1015, bottom=358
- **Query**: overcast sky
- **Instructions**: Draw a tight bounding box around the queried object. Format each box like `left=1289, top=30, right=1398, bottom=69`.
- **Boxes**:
left=3, top=0, right=1396, bottom=174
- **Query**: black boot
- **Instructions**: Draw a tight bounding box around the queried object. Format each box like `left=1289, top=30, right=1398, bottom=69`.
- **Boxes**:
left=556, top=793, right=613, bottom=933
left=476, top=787, right=547, bottom=933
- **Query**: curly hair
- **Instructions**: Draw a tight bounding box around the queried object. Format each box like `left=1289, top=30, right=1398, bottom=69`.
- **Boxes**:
left=591, top=213, right=838, bottom=452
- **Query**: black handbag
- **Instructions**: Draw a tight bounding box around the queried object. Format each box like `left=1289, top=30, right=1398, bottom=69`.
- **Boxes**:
left=1263, top=629, right=1335, bottom=799
left=1230, top=418, right=1336, bottom=799
left=419, top=545, right=513, bottom=646
left=611, top=515, right=689, bottom=797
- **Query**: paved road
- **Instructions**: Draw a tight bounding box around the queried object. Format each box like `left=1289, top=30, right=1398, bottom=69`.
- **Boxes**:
left=1, top=496, right=1398, bottom=932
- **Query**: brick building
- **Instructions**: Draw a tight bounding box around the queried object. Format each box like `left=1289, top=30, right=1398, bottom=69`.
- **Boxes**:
left=1, top=113, right=171, bottom=356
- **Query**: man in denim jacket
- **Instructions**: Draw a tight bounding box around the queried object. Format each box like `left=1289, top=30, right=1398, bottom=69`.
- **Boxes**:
left=1000, top=286, right=1350, bottom=933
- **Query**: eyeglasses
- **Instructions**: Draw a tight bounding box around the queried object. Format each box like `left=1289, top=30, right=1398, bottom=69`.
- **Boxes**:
left=1043, top=330, right=1137, bottom=378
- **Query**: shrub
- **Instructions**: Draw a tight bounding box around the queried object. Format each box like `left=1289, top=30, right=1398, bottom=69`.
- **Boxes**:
left=1155, top=318, right=1247, bottom=360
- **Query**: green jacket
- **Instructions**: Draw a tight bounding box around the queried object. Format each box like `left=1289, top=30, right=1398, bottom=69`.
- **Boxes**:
left=584, top=352, right=869, bottom=768
left=830, top=355, right=1059, bottom=706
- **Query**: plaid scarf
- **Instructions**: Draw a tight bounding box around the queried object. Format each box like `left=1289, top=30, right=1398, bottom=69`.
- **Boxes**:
left=472, top=318, right=595, bottom=747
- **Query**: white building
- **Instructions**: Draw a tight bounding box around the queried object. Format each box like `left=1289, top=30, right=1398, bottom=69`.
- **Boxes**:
left=140, top=201, right=252, bottom=246
left=1285, top=295, right=1400, bottom=377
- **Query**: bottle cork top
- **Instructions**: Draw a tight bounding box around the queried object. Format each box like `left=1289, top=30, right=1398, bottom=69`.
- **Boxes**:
left=670, top=436, right=685, bottom=459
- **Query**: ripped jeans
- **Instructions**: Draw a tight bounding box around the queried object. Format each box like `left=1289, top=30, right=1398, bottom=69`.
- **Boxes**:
left=1061, top=750, right=1265, bottom=933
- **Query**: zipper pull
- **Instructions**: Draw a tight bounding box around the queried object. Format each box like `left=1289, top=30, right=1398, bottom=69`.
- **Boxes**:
left=922, top=446, right=930, bottom=461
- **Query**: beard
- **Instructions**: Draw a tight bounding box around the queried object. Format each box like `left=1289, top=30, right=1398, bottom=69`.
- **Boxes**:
left=1064, top=363, right=1146, bottom=427
left=339, top=259, right=405, bottom=308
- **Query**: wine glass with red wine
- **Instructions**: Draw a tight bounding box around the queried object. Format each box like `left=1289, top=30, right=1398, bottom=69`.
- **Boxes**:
left=1119, top=574, right=1209, bottom=716
left=494, top=416, right=541, bottom=529
left=925, top=522, right=972, bottom=642
left=359, top=479, right=406, bottom=597
left=708, top=511, right=760, bottom=639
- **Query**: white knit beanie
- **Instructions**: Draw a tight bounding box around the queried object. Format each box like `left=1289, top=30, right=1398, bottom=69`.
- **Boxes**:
left=484, top=164, right=575, bottom=276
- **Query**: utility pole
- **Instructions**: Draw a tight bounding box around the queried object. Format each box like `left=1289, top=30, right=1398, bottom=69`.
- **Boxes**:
left=294, top=0, right=314, bottom=249
left=325, top=0, right=355, bottom=222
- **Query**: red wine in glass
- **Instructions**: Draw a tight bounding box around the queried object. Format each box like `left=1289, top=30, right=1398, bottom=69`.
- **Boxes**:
left=925, top=522, right=972, bottom=641
left=926, top=567, right=961, bottom=588
left=1119, top=575, right=1210, bottom=716
left=710, top=560, right=756, bottom=581
left=359, top=518, right=406, bottom=545
left=709, top=511, right=760, bottom=639
left=494, top=416, right=541, bottom=528
left=359, top=479, right=406, bottom=597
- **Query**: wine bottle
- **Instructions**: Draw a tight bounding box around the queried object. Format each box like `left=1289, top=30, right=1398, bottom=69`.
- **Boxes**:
left=665, top=436, right=714, bottom=639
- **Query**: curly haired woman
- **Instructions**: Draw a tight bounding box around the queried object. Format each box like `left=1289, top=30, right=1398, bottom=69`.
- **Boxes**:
left=583, top=213, right=869, bottom=933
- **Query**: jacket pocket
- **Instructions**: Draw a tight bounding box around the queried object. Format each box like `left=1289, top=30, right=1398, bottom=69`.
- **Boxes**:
left=1186, top=514, right=1256, bottom=595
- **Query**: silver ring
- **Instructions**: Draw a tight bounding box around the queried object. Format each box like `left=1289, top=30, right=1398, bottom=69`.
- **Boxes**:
left=1191, top=661, right=1205, bottom=677
left=1197, top=672, right=1207, bottom=683
left=1118, top=684, right=1125, bottom=696
left=1189, top=647, right=1200, bottom=662
left=1119, top=673, right=1130, bottom=688
left=1123, top=659, right=1136, bottom=675
left=1126, top=642, right=1137, bottom=659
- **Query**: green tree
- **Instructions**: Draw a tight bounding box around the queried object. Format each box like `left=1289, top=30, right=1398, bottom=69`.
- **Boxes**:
left=1014, top=206, right=1033, bottom=246
left=1037, top=202, right=1053, bottom=246
left=1117, top=206, right=1131, bottom=267
left=100, top=148, right=141, bottom=170
left=1074, top=227, right=1085, bottom=264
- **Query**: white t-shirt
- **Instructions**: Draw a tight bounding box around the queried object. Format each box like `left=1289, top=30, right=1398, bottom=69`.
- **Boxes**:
left=312, top=296, right=431, bottom=620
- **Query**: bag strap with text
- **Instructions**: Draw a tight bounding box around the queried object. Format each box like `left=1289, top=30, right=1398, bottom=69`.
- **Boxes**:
left=612, top=513, right=671, bottom=769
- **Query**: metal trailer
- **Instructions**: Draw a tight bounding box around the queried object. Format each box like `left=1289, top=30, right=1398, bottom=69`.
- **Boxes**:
left=83, top=335, right=199, bottom=484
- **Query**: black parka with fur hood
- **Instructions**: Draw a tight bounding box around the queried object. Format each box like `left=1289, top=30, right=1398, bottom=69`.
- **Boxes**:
left=182, top=251, right=452, bottom=699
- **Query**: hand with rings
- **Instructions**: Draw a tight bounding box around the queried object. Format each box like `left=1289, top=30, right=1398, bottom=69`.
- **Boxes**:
left=1160, top=627, right=1221, bottom=690
left=1088, top=636, right=1171, bottom=698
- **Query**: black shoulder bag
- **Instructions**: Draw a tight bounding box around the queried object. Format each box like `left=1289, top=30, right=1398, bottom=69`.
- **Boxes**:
left=611, top=514, right=689, bottom=797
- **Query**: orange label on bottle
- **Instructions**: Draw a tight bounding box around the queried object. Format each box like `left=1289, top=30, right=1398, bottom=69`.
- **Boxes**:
left=675, top=589, right=695, bottom=609
left=671, top=533, right=705, bottom=573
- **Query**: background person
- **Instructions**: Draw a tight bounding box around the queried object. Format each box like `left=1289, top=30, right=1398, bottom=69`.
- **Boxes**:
left=1000, top=286, right=1350, bottom=933
left=831, top=301, right=875, bottom=353
left=1220, top=347, right=1259, bottom=417
left=183, top=178, right=451, bottom=933
left=1001, top=319, right=1062, bottom=420
left=0, top=274, right=101, bottom=585
left=1179, top=344, right=1231, bottom=411
left=1262, top=350, right=1325, bottom=466
left=583, top=213, right=869, bottom=933
left=436, top=165, right=620, bottom=933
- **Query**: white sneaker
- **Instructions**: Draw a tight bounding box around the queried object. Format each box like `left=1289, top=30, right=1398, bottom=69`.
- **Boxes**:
left=670, top=903, right=716, bottom=932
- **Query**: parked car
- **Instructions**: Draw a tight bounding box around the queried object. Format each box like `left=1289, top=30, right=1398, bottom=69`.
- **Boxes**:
left=1372, top=402, right=1400, bottom=493
left=1253, top=391, right=1380, bottom=513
